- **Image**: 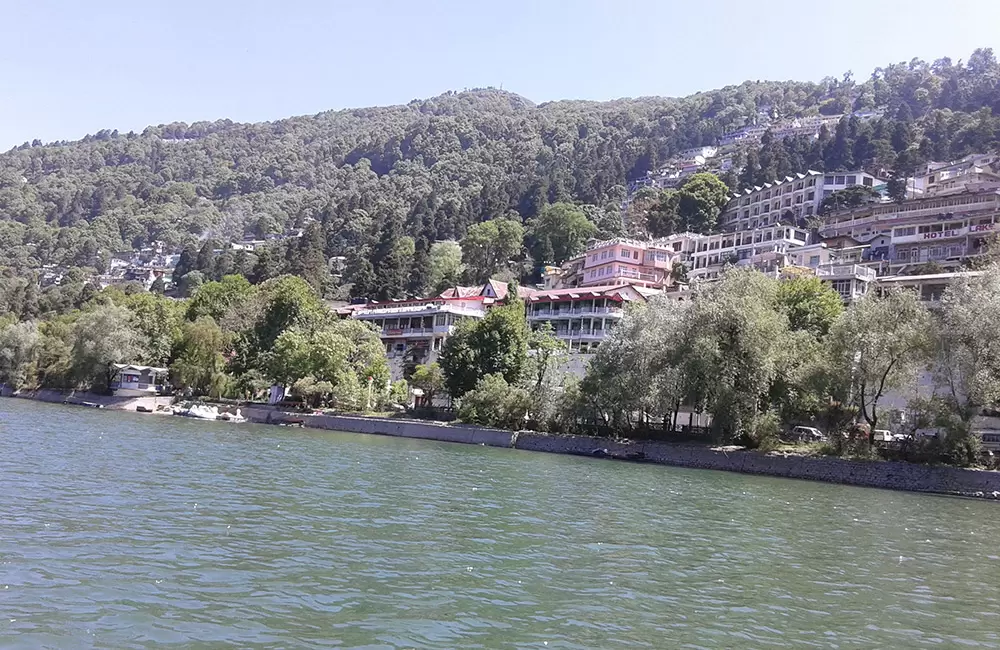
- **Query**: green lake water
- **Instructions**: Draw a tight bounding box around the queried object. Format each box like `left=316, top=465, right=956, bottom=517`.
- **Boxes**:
left=2, top=399, right=999, bottom=648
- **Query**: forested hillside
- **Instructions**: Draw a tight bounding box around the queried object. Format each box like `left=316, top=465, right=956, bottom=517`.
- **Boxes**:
left=2, top=49, right=1000, bottom=314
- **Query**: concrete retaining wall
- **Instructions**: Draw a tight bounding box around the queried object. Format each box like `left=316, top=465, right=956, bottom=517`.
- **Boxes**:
left=513, top=432, right=1000, bottom=498
left=7, top=391, right=998, bottom=499
left=241, top=406, right=514, bottom=448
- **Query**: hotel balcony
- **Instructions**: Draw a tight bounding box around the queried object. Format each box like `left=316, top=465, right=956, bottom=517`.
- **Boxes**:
left=527, top=306, right=624, bottom=319
left=815, top=264, right=878, bottom=281
left=380, top=324, right=453, bottom=338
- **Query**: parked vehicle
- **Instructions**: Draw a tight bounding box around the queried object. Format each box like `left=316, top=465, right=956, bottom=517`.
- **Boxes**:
left=791, top=426, right=824, bottom=442
left=873, top=429, right=900, bottom=443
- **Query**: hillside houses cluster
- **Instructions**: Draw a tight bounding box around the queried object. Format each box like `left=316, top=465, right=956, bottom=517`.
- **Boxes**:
left=347, top=152, right=1000, bottom=380
left=630, top=109, right=886, bottom=195
left=95, top=242, right=180, bottom=290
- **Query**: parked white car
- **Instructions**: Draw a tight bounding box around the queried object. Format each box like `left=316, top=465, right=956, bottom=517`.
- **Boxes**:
left=791, top=426, right=824, bottom=442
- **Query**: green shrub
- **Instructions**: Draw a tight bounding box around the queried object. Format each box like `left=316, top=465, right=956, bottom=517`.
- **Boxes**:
left=457, top=374, right=532, bottom=430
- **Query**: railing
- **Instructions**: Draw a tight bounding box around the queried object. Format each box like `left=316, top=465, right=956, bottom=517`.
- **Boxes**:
left=552, top=329, right=608, bottom=338
left=381, top=327, right=436, bottom=336
left=815, top=264, right=877, bottom=281
left=530, top=307, right=623, bottom=318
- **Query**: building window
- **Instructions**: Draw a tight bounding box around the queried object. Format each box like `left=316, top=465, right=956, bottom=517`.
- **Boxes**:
left=835, top=175, right=846, bottom=184
left=846, top=175, right=857, bottom=185
left=808, top=255, right=820, bottom=267
left=825, top=175, right=835, bottom=184
left=863, top=176, right=873, bottom=187
left=808, top=178, right=816, bottom=187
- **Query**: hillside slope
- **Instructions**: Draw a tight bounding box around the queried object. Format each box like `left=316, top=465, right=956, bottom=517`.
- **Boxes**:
left=1, top=49, right=999, bottom=305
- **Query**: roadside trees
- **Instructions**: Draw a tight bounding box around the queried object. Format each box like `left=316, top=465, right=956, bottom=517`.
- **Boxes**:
left=830, top=289, right=932, bottom=444
left=676, top=270, right=792, bottom=443
left=929, top=264, right=1000, bottom=462
left=439, top=287, right=529, bottom=398
left=0, top=321, right=40, bottom=390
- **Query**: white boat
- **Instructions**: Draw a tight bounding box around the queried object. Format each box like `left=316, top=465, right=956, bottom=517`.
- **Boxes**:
left=219, top=408, right=246, bottom=423
left=172, top=404, right=221, bottom=420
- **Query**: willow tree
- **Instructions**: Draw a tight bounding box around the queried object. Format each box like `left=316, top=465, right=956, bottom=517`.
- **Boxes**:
left=931, top=264, right=1000, bottom=460
left=676, top=270, right=793, bottom=442
left=830, top=289, right=932, bottom=443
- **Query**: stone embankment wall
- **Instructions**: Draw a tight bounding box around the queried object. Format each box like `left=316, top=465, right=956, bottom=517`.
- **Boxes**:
left=240, top=406, right=515, bottom=448
left=513, top=433, right=1000, bottom=498
left=238, top=406, right=1000, bottom=499
left=6, top=391, right=998, bottom=499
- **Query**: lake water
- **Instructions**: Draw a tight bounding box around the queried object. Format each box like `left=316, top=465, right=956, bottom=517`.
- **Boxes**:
left=2, top=399, right=999, bottom=649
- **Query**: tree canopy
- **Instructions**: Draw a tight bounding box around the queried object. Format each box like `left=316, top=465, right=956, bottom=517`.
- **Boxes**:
left=2, top=50, right=1000, bottom=301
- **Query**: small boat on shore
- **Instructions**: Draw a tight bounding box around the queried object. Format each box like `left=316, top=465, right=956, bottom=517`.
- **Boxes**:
left=219, top=409, right=246, bottom=423
left=172, top=404, right=221, bottom=420
left=172, top=403, right=247, bottom=423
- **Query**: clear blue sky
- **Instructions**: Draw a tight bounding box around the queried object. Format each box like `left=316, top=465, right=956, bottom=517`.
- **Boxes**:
left=2, top=0, right=999, bottom=150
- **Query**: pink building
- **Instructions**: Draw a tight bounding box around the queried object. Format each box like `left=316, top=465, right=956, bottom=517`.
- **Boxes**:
left=579, top=237, right=690, bottom=289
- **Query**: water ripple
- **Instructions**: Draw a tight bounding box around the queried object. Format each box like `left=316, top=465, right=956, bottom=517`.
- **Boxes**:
left=2, top=399, right=999, bottom=648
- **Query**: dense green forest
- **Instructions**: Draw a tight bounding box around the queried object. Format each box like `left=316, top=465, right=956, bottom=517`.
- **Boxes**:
left=3, top=49, right=1000, bottom=318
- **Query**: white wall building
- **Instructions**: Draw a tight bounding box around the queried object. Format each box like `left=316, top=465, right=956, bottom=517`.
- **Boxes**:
left=721, top=170, right=882, bottom=232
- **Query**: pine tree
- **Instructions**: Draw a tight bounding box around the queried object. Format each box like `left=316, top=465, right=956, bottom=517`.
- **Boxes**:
left=345, top=249, right=375, bottom=300
left=173, top=243, right=198, bottom=280
left=297, top=222, right=329, bottom=294
left=407, top=236, right=430, bottom=296
left=371, top=212, right=408, bottom=301
left=195, top=240, right=216, bottom=273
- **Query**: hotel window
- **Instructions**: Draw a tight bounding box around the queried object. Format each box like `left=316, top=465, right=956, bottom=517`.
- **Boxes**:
left=846, top=175, right=857, bottom=185
left=807, top=191, right=815, bottom=201
left=825, top=175, right=835, bottom=184
left=808, top=178, right=816, bottom=187
left=633, top=250, right=639, bottom=260
left=863, top=176, right=873, bottom=187
left=835, top=175, right=846, bottom=184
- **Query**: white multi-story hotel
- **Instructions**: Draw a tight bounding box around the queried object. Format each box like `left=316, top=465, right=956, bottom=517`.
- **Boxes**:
left=525, top=284, right=653, bottom=354
left=721, top=170, right=883, bottom=231
left=687, top=225, right=811, bottom=281
left=819, top=187, right=1000, bottom=274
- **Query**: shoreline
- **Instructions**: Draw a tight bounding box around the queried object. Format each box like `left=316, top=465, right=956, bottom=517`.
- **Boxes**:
left=6, top=391, right=1000, bottom=500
